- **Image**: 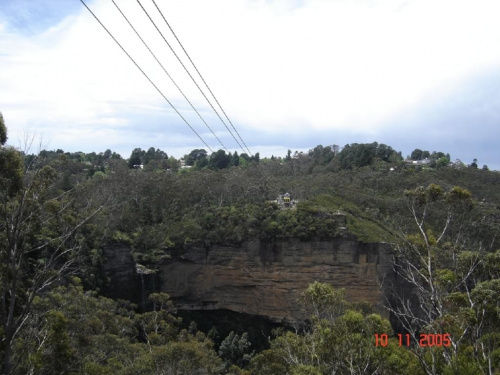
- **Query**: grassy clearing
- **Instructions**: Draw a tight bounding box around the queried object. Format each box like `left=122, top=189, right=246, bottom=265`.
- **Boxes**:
left=310, top=194, right=394, bottom=242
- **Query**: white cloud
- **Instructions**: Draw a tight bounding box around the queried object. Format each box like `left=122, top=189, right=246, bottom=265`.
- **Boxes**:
left=0, top=0, right=499, bottom=165
left=142, top=0, right=500, bottom=134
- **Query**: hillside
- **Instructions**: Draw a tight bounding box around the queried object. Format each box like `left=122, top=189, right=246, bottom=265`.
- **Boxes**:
left=2, top=130, right=500, bottom=374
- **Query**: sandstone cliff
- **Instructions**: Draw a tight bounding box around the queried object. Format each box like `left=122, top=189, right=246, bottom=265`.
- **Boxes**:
left=101, top=242, right=139, bottom=302
left=159, top=238, right=394, bottom=324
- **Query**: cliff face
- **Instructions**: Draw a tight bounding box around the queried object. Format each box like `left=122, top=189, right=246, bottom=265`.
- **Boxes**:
left=159, top=238, right=394, bottom=324
left=101, top=242, right=139, bottom=302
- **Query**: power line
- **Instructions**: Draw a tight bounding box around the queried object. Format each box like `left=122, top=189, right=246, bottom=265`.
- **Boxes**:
left=147, top=1, right=276, bottom=189
left=79, top=0, right=214, bottom=153
left=150, top=0, right=254, bottom=157
left=136, top=0, right=246, bottom=153
left=81, top=0, right=272, bottom=187
left=134, top=1, right=271, bottom=188
left=110, top=0, right=228, bottom=152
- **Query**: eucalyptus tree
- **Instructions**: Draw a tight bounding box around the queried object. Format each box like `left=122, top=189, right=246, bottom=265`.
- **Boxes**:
left=0, top=112, right=6, bottom=145
left=385, top=184, right=497, bottom=374
left=0, top=122, right=102, bottom=374
left=259, top=282, right=414, bottom=375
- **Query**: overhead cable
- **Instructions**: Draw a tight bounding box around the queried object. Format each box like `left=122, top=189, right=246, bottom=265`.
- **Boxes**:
left=110, top=0, right=228, bottom=152
left=149, top=0, right=254, bottom=157
left=142, top=0, right=272, bottom=188
left=79, top=0, right=214, bottom=153
left=148, top=1, right=274, bottom=188
left=136, top=0, right=246, bottom=153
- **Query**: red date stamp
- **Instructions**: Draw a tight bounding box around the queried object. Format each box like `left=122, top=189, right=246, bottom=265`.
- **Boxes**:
left=374, top=333, right=451, bottom=347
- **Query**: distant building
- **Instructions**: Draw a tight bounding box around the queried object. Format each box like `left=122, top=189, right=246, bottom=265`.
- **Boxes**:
left=276, top=192, right=295, bottom=208
left=403, top=158, right=431, bottom=166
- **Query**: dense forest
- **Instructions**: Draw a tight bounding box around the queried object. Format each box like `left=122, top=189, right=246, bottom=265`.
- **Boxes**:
left=1, top=112, right=500, bottom=374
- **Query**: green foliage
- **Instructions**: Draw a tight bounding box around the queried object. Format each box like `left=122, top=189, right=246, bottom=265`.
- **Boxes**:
left=2, top=134, right=500, bottom=374
left=209, top=149, right=231, bottom=170
left=0, top=135, right=104, bottom=373
left=111, top=230, right=133, bottom=245
left=8, top=279, right=223, bottom=374
left=127, top=147, right=168, bottom=169
left=410, top=149, right=450, bottom=169
left=308, top=194, right=392, bottom=242
left=0, top=112, right=7, bottom=145
left=338, top=142, right=402, bottom=169
left=390, top=183, right=500, bottom=374
left=193, top=200, right=342, bottom=245
left=219, top=331, right=254, bottom=369
left=267, top=282, right=415, bottom=375
left=248, top=349, right=290, bottom=374
left=300, top=282, right=348, bottom=321
left=0, top=147, right=24, bottom=196
left=185, top=148, right=207, bottom=166
left=128, top=147, right=143, bottom=168
left=308, top=145, right=336, bottom=166
left=411, top=148, right=430, bottom=160
left=137, top=293, right=180, bottom=345
left=41, top=311, right=76, bottom=374
left=230, top=151, right=240, bottom=167
left=145, top=338, right=223, bottom=374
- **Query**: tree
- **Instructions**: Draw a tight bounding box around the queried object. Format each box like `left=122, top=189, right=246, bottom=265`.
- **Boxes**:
left=142, top=147, right=167, bottom=166
left=219, top=331, right=253, bottom=369
left=410, top=148, right=431, bottom=160
left=142, top=147, right=155, bottom=165
left=0, top=122, right=101, bottom=374
left=110, top=152, right=119, bottom=160
left=248, top=349, right=290, bottom=375
left=147, top=338, right=223, bottom=375
left=195, top=155, right=208, bottom=170
left=155, top=148, right=167, bottom=160
left=136, top=293, right=179, bottom=345
left=308, top=145, right=335, bottom=166
left=186, top=149, right=207, bottom=166
left=39, top=311, right=76, bottom=373
left=300, top=282, right=348, bottom=322
left=239, top=156, right=249, bottom=168
left=0, top=112, right=7, bottom=146
left=0, top=149, right=23, bottom=198
left=338, top=142, right=400, bottom=169
left=410, top=149, right=424, bottom=160
left=385, top=184, right=489, bottom=375
left=128, top=148, right=144, bottom=168
left=103, top=149, right=112, bottom=160
left=208, top=150, right=231, bottom=170
left=229, top=151, right=240, bottom=167
left=435, top=157, right=449, bottom=169
left=266, top=282, right=411, bottom=374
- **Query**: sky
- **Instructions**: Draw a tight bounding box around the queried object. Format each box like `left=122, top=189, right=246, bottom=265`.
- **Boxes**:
left=1, top=0, right=499, bottom=169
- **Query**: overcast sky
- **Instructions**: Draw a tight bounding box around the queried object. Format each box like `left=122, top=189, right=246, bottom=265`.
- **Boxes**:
left=1, top=0, right=499, bottom=169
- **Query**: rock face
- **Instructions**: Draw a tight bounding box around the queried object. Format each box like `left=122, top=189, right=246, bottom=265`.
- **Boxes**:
left=159, top=238, right=394, bottom=324
left=101, top=243, right=139, bottom=302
